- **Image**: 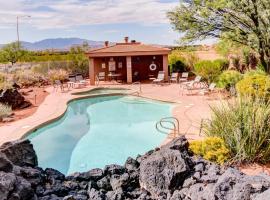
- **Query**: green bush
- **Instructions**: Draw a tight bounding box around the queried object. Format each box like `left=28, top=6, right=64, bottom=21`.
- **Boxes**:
left=217, top=70, right=243, bottom=89
left=213, top=59, right=229, bottom=70
left=236, top=72, right=270, bottom=99
left=194, top=60, right=224, bottom=83
left=204, top=97, right=270, bottom=164
left=0, top=103, right=12, bottom=120
left=190, top=137, right=230, bottom=164
left=169, top=51, right=188, bottom=72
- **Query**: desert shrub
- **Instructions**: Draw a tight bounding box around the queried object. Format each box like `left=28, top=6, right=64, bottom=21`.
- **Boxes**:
left=32, top=64, right=49, bottom=75
left=0, top=73, right=6, bottom=83
left=184, top=51, right=199, bottom=70
left=217, top=70, right=243, bottom=90
left=236, top=72, right=270, bottom=99
left=13, top=70, right=44, bottom=87
left=213, top=59, right=229, bottom=70
left=190, top=137, right=230, bottom=164
left=48, top=69, right=68, bottom=82
left=194, top=60, right=223, bottom=83
left=0, top=103, right=12, bottom=120
left=204, top=97, right=270, bottom=163
left=243, top=69, right=267, bottom=77
left=0, top=82, right=13, bottom=91
left=169, top=51, right=188, bottom=72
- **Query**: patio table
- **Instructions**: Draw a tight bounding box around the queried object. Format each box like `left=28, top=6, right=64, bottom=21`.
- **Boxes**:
left=108, top=73, right=122, bottom=82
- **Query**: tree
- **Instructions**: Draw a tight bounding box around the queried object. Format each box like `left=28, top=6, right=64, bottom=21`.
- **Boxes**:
left=168, top=0, right=270, bottom=73
left=68, top=45, right=89, bottom=76
left=0, top=42, right=28, bottom=65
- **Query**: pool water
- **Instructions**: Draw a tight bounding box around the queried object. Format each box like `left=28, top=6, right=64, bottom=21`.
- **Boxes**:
left=73, top=88, right=129, bottom=96
left=28, top=95, right=173, bottom=175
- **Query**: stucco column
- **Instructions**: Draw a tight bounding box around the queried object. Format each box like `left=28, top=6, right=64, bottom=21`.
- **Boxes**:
left=163, top=55, right=169, bottom=81
left=126, top=56, right=132, bottom=83
left=89, top=58, right=95, bottom=85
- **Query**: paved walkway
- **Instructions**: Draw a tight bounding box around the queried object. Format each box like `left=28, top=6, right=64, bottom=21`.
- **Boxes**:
left=0, top=83, right=220, bottom=145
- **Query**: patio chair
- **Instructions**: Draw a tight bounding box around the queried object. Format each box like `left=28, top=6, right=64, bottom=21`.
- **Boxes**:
left=153, top=71, right=165, bottom=84
left=199, top=83, right=216, bottom=95
left=67, top=76, right=76, bottom=89
left=53, top=80, right=65, bottom=92
left=75, top=75, right=87, bottom=86
left=181, top=75, right=202, bottom=95
left=98, top=72, right=106, bottom=81
left=170, top=72, right=178, bottom=83
left=183, top=75, right=202, bottom=88
left=179, top=72, right=189, bottom=83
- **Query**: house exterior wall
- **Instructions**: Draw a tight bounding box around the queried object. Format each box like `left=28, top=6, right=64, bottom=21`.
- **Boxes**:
left=88, top=54, right=169, bottom=85
left=131, top=55, right=163, bottom=81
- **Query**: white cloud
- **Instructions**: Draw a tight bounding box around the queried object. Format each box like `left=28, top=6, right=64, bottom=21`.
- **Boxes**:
left=0, top=0, right=179, bottom=30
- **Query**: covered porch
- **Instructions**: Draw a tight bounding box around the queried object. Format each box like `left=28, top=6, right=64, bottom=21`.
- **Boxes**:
left=86, top=37, right=170, bottom=85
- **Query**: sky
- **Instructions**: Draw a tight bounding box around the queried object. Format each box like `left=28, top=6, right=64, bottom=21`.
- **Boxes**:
left=0, top=0, right=191, bottom=45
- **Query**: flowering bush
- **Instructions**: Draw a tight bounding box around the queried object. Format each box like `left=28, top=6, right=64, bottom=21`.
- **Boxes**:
left=190, top=137, right=230, bottom=164
left=204, top=97, right=270, bottom=163
left=236, top=72, right=270, bottom=99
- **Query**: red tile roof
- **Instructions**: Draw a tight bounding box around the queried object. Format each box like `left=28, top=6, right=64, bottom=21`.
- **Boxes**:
left=86, top=42, right=170, bottom=57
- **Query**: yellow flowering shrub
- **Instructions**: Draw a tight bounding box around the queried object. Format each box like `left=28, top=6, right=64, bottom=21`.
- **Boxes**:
left=189, top=137, right=230, bottom=164
left=236, top=73, right=270, bottom=99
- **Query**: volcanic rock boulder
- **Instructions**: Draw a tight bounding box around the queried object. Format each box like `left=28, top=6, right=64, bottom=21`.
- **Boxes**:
left=139, top=137, right=193, bottom=199
left=0, top=140, right=37, bottom=167
left=0, top=136, right=270, bottom=200
left=0, top=88, right=31, bottom=109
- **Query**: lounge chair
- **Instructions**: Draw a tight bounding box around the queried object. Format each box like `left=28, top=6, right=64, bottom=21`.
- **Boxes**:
left=179, top=72, right=189, bottom=83
left=181, top=76, right=202, bottom=95
left=183, top=75, right=202, bottom=88
left=153, top=71, right=165, bottom=84
left=170, top=73, right=178, bottom=83
left=199, top=83, right=216, bottom=95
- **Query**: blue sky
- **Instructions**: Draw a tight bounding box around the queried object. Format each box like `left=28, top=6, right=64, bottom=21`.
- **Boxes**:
left=0, top=0, right=186, bottom=45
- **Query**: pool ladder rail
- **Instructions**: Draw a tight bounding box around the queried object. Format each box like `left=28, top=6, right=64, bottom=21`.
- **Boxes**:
left=156, top=117, right=180, bottom=138
left=130, top=82, right=142, bottom=96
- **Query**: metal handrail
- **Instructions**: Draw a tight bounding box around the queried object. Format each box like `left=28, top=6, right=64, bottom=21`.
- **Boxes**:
left=155, top=117, right=180, bottom=138
left=131, top=81, right=142, bottom=93
left=95, top=75, right=100, bottom=86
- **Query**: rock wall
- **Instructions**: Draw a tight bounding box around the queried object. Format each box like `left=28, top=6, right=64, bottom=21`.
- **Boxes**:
left=0, top=137, right=270, bottom=200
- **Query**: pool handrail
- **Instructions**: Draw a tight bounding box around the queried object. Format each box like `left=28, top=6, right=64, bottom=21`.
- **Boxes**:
left=156, top=117, right=180, bottom=137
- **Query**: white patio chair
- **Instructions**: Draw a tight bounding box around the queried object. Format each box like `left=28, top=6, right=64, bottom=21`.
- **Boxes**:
left=98, top=72, right=106, bottom=81
left=199, top=83, right=216, bottom=95
left=153, top=71, right=165, bottom=84
left=179, top=72, right=189, bottom=83
left=170, top=72, right=179, bottom=83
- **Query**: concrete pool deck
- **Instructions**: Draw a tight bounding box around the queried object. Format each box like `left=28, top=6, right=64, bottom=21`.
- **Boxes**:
left=0, top=83, right=220, bottom=145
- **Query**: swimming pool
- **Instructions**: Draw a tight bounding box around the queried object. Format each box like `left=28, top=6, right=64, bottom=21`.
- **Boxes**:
left=28, top=95, right=173, bottom=175
left=73, top=88, right=130, bottom=96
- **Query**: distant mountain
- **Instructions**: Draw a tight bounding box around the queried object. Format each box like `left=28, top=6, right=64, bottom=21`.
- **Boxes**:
left=0, top=38, right=105, bottom=51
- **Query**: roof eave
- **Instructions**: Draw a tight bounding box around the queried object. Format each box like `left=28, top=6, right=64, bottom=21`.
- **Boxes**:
left=85, top=50, right=171, bottom=58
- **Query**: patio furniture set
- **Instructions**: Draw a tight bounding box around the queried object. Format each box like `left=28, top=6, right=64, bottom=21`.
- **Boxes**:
left=53, top=74, right=89, bottom=92
left=152, top=71, right=216, bottom=95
